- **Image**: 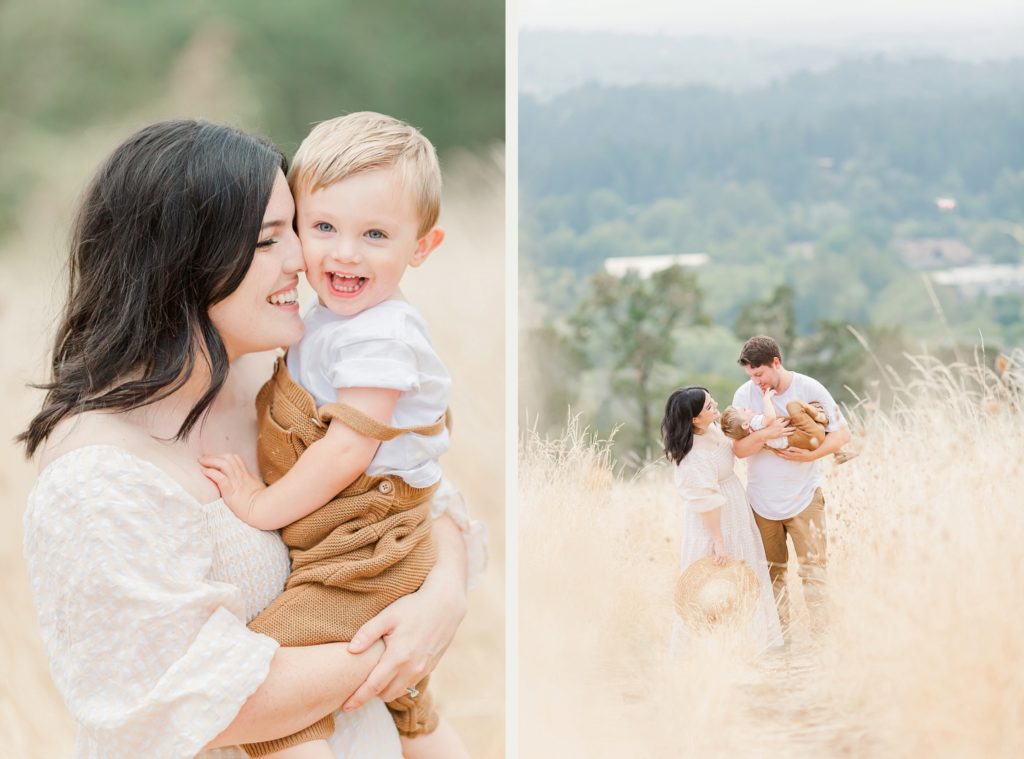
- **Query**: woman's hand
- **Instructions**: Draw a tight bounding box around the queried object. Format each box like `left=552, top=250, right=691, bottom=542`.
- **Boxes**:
left=341, top=563, right=468, bottom=711
left=711, top=538, right=728, bottom=566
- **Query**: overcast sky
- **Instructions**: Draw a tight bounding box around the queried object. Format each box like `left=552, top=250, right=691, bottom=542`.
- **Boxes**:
left=519, top=0, right=1024, bottom=44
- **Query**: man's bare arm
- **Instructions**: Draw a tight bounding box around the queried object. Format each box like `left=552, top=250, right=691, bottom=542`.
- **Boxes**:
left=761, top=388, right=778, bottom=424
left=775, top=424, right=851, bottom=462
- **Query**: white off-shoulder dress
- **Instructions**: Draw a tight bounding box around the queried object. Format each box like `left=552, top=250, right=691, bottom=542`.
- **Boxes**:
left=671, top=425, right=783, bottom=653
left=23, top=445, right=485, bottom=759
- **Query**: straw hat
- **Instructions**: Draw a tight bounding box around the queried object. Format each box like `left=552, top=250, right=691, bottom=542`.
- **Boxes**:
left=674, top=556, right=760, bottom=632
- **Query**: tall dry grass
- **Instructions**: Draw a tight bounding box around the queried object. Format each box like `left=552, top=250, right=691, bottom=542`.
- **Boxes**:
left=520, top=352, right=1024, bottom=758
left=0, top=150, right=504, bottom=757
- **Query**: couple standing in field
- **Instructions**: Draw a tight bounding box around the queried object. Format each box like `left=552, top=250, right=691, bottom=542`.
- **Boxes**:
left=663, top=335, right=852, bottom=651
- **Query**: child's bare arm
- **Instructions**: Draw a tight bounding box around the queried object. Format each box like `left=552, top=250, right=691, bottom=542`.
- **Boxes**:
left=200, top=387, right=400, bottom=530
left=761, top=387, right=777, bottom=424
left=733, top=417, right=793, bottom=458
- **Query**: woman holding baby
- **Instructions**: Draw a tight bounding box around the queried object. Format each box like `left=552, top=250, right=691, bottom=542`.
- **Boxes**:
left=19, top=120, right=482, bottom=757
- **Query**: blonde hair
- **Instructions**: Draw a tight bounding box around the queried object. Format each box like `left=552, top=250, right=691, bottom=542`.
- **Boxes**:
left=288, top=111, right=441, bottom=236
left=720, top=407, right=751, bottom=440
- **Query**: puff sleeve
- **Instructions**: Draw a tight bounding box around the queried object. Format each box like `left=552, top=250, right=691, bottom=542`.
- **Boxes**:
left=326, top=337, right=420, bottom=392
left=23, top=447, right=279, bottom=759
left=673, top=451, right=727, bottom=514
left=429, top=477, right=488, bottom=590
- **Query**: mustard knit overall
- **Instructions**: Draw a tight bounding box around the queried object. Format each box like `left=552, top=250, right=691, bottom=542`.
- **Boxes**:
left=243, top=359, right=446, bottom=757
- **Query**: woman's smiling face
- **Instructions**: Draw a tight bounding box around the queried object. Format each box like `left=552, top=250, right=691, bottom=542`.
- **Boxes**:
left=209, top=170, right=306, bottom=359
left=693, top=391, right=720, bottom=432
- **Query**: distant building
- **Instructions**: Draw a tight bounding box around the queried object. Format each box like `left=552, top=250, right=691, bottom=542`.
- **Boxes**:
left=603, top=253, right=710, bottom=279
left=786, top=242, right=816, bottom=260
left=931, top=264, right=1024, bottom=297
left=935, top=197, right=957, bottom=212
left=896, top=238, right=975, bottom=270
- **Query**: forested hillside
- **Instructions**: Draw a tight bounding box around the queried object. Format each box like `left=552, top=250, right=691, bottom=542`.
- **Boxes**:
left=520, top=56, right=1024, bottom=460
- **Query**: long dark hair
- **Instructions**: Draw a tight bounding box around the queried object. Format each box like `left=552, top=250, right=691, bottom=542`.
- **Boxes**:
left=661, top=386, right=710, bottom=465
left=18, top=119, right=287, bottom=457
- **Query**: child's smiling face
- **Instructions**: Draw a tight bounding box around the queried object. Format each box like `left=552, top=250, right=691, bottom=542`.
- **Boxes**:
left=734, top=407, right=756, bottom=427
left=296, top=167, right=443, bottom=317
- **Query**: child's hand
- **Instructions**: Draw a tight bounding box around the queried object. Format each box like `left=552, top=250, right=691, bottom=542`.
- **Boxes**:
left=763, top=387, right=776, bottom=402
left=199, top=454, right=267, bottom=522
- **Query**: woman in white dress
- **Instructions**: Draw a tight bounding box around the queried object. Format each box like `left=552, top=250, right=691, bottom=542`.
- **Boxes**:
left=19, top=120, right=483, bottom=758
left=661, top=386, right=784, bottom=652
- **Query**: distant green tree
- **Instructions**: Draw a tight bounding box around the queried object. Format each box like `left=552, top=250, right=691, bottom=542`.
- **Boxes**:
left=734, top=283, right=797, bottom=354
left=584, top=188, right=628, bottom=228
left=991, top=169, right=1024, bottom=220
left=971, top=225, right=1023, bottom=264
left=793, top=321, right=914, bottom=406
left=519, top=324, right=586, bottom=435
left=992, top=294, right=1024, bottom=330
left=571, top=265, right=709, bottom=458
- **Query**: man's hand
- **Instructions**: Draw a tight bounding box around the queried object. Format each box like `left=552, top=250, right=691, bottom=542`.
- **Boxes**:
left=774, top=446, right=819, bottom=462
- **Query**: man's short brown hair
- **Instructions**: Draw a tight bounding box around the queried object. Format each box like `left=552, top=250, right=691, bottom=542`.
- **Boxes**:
left=738, top=335, right=782, bottom=368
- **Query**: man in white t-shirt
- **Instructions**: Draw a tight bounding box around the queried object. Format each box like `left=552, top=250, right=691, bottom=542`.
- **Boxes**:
left=731, top=335, right=851, bottom=632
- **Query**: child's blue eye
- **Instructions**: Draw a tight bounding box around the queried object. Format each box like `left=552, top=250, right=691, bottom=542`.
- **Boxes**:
left=366, top=229, right=386, bottom=240
left=315, top=222, right=334, bottom=233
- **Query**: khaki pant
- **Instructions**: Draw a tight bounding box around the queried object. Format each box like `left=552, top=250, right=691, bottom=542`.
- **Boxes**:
left=752, top=488, right=827, bottom=631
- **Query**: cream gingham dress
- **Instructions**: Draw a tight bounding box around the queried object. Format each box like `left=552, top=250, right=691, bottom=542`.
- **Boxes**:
left=23, top=445, right=483, bottom=759
left=670, top=425, right=783, bottom=653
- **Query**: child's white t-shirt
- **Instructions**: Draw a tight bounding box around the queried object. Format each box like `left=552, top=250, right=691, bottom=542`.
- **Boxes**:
left=286, top=298, right=450, bottom=489
left=749, top=414, right=789, bottom=449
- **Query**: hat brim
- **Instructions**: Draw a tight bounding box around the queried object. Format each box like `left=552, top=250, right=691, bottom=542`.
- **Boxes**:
left=674, top=556, right=761, bottom=632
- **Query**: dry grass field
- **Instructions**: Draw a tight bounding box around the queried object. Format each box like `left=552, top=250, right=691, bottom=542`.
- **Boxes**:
left=0, top=147, right=504, bottom=757
left=520, top=354, right=1024, bottom=758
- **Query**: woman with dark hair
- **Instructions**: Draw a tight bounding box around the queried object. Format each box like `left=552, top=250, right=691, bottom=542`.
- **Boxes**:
left=20, top=119, right=478, bottom=758
left=661, top=386, right=784, bottom=652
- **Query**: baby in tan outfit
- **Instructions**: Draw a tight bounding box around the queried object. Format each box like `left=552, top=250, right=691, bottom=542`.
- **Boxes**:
left=201, top=113, right=467, bottom=759
left=721, top=387, right=832, bottom=451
